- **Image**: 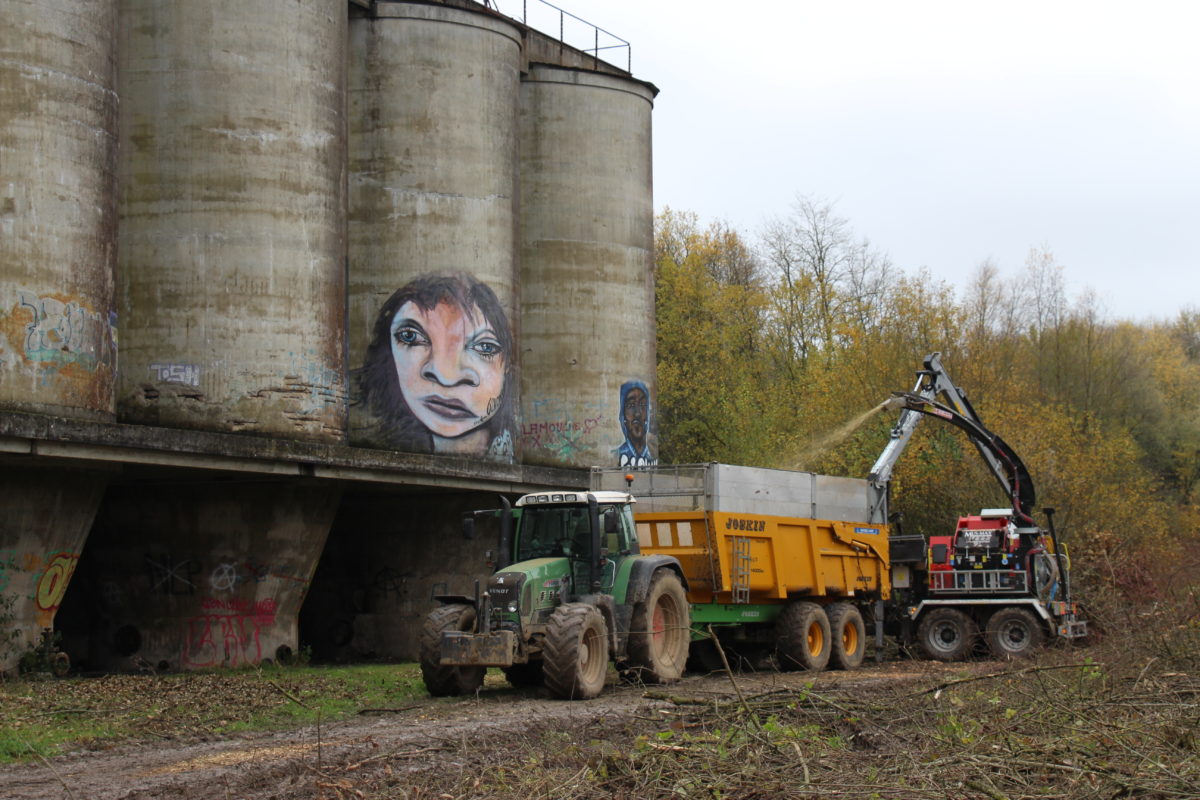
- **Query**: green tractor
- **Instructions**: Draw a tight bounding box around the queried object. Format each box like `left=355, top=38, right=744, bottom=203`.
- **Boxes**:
left=420, top=490, right=691, bottom=700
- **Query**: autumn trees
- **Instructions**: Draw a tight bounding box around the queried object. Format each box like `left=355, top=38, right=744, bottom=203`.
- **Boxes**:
left=654, top=201, right=1199, bottom=600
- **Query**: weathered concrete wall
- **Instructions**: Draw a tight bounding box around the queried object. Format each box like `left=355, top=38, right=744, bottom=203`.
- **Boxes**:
left=518, top=66, right=658, bottom=469
left=58, top=483, right=340, bottom=671
left=0, top=0, right=119, bottom=420
left=302, top=490, right=499, bottom=661
left=115, top=0, right=348, bottom=442
left=348, top=3, right=522, bottom=462
left=0, top=465, right=109, bottom=673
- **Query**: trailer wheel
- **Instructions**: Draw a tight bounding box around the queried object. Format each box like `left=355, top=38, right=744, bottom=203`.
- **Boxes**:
left=543, top=603, right=609, bottom=700
left=502, top=661, right=545, bottom=688
left=985, top=607, right=1044, bottom=659
left=776, top=601, right=831, bottom=671
left=420, top=604, right=485, bottom=697
left=828, top=603, right=866, bottom=670
left=917, top=607, right=978, bottom=662
left=626, top=569, right=691, bottom=684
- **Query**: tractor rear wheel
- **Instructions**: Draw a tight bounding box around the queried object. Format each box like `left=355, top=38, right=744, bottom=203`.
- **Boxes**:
left=776, top=601, right=831, bottom=671
left=626, top=569, right=690, bottom=684
left=917, top=607, right=978, bottom=662
left=420, top=604, right=485, bottom=696
left=985, top=607, right=1044, bottom=659
left=828, top=603, right=866, bottom=670
left=543, top=603, right=609, bottom=700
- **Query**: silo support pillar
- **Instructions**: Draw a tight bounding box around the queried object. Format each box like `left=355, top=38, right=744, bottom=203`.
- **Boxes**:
left=0, top=467, right=109, bottom=675
left=60, top=483, right=341, bottom=672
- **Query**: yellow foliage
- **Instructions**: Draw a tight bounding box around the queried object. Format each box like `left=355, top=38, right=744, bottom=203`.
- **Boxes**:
left=655, top=208, right=1200, bottom=603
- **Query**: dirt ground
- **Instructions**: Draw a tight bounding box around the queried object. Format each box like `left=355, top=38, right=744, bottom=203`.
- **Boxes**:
left=1, top=659, right=975, bottom=800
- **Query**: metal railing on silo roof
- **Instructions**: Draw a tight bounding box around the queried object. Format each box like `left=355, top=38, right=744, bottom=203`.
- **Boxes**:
left=490, top=0, right=631, bottom=73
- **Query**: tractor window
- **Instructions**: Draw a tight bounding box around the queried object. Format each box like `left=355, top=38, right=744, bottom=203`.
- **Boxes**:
left=515, top=506, right=592, bottom=561
left=598, top=503, right=637, bottom=555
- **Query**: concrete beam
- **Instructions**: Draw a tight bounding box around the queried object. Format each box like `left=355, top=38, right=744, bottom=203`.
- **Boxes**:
left=0, top=411, right=586, bottom=494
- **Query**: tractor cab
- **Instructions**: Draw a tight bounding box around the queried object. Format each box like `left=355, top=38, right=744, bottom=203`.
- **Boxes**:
left=513, top=491, right=639, bottom=594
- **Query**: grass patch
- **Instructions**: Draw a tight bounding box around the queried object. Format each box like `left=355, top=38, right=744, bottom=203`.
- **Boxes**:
left=0, top=662, right=425, bottom=764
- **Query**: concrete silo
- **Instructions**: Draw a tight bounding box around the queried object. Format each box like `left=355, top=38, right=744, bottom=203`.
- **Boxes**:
left=115, top=0, right=348, bottom=442
left=519, top=65, right=658, bottom=469
left=347, top=2, right=522, bottom=462
left=89, top=0, right=348, bottom=672
left=0, top=0, right=118, bottom=672
left=0, top=0, right=118, bottom=418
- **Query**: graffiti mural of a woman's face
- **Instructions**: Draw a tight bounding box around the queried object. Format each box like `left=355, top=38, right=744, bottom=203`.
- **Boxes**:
left=356, top=273, right=515, bottom=459
left=389, top=299, right=505, bottom=440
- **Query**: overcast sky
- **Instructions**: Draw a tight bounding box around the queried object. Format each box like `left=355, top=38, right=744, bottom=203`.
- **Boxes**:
left=505, top=0, right=1198, bottom=322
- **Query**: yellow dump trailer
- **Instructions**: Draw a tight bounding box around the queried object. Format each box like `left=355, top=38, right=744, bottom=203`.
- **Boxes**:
left=591, top=464, right=892, bottom=670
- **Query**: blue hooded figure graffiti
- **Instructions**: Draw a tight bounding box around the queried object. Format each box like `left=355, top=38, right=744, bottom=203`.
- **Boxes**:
left=616, top=379, right=655, bottom=467
left=355, top=273, right=515, bottom=459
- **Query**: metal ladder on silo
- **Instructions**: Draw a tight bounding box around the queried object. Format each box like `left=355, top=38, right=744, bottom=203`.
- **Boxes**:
left=731, top=536, right=752, bottom=604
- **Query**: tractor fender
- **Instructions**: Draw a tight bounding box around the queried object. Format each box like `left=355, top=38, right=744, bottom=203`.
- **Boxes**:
left=613, top=556, right=689, bottom=658
left=624, top=555, right=690, bottom=606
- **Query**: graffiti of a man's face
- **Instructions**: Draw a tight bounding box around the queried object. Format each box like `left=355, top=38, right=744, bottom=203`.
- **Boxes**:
left=390, top=300, right=505, bottom=439
left=623, top=386, right=648, bottom=451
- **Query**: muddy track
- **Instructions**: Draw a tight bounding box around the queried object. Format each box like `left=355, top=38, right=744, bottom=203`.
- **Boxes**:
left=2, top=659, right=978, bottom=800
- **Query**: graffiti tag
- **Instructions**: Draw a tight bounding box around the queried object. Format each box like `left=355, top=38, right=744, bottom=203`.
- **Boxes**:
left=146, top=554, right=200, bottom=596
left=16, top=291, right=115, bottom=369
left=34, top=552, right=79, bottom=613
left=148, top=362, right=201, bottom=386
left=182, top=597, right=278, bottom=668
left=0, top=550, right=16, bottom=593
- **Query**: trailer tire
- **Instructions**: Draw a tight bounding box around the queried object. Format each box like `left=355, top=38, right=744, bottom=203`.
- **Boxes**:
left=543, top=603, right=609, bottom=700
left=776, top=601, right=831, bottom=671
left=828, top=603, right=866, bottom=670
left=985, top=607, right=1044, bottom=659
left=917, top=607, right=978, bottom=662
left=626, top=569, right=690, bottom=684
left=420, top=604, right=485, bottom=697
left=502, top=661, right=545, bottom=688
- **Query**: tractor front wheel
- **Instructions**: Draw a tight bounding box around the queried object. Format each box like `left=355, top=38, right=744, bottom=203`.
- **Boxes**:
left=543, top=603, right=609, bottom=700
left=917, top=607, right=978, bottom=662
left=420, top=604, right=485, bottom=696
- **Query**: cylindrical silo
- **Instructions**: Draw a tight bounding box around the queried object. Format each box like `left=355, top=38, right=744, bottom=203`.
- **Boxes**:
left=348, top=2, right=521, bottom=462
left=0, top=0, right=118, bottom=418
left=115, top=0, right=347, bottom=442
left=519, top=65, right=658, bottom=468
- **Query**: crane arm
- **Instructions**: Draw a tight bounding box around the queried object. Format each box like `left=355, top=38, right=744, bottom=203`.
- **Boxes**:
left=868, top=353, right=1037, bottom=524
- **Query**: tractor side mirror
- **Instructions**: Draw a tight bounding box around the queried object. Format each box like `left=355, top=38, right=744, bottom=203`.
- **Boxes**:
left=603, top=508, right=619, bottom=534
left=461, top=515, right=476, bottom=540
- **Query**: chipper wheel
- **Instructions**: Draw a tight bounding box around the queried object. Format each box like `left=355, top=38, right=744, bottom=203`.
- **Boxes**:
left=985, top=606, right=1045, bottom=659
left=543, top=603, right=610, bottom=700
left=776, top=601, right=832, bottom=671
left=917, top=607, right=979, bottom=662
left=827, top=602, right=866, bottom=670
left=420, top=604, right=485, bottom=697
left=625, top=569, right=691, bottom=684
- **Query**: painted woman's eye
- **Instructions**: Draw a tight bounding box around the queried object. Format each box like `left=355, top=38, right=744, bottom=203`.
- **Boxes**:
left=472, top=339, right=501, bottom=358
left=394, top=326, right=428, bottom=347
